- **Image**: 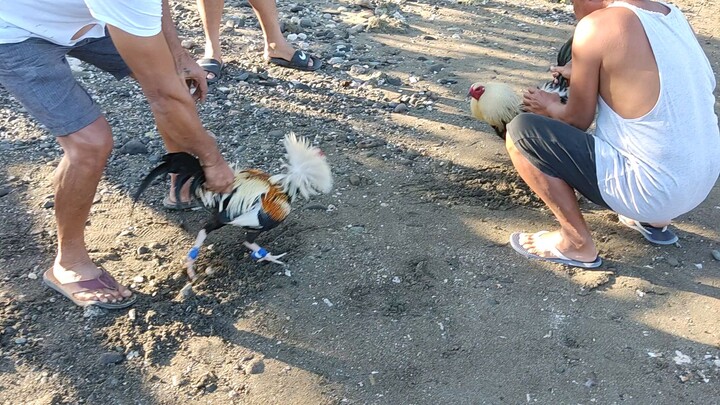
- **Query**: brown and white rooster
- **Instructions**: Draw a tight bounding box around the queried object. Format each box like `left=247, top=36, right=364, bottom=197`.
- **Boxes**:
left=133, top=133, right=333, bottom=280
left=469, top=36, right=573, bottom=140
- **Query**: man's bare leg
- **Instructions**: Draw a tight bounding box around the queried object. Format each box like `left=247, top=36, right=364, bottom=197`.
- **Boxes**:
left=165, top=175, right=194, bottom=205
left=505, top=136, right=599, bottom=262
left=197, top=0, right=224, bottom=79
left=52, top=117, right=132, bottom=303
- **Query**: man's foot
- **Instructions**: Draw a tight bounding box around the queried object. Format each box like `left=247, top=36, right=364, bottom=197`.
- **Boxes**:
left=166, top=174, right=202, bottom=211
left=198, top=57, right=224, bottom=83
left=44, top=263, right=135, bottom=309
left=163, top=195, right=203, bottom=211
left=618, top=215, right=678, bottom=245
left=265, top=44, right=321, bottom=71
left=509, top=231, right=602, bottom=269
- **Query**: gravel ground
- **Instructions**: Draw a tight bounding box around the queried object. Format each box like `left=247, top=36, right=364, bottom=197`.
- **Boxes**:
left=1, top=0, right=720, bottom=403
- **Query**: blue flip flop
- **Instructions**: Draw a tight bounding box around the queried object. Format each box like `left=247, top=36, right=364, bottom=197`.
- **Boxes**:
left=509, top=231, right=603, bottom=269
left=618, top=215, right=678, bottom=245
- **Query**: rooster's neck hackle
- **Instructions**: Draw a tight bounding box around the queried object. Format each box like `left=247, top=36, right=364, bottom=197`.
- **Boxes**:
left=470, top=82, right=522, bottom=128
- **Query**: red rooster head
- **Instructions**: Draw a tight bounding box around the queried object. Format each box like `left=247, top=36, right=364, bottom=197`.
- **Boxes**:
left=468, top=84, right=486, bottom=100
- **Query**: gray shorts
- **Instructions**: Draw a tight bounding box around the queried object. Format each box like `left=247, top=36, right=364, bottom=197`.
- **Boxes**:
left=507, top=113, right=610, bottom=209
left=0, top=35, right=131, bottom=136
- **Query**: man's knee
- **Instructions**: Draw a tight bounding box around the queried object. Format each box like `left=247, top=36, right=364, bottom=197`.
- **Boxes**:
left=57, top=117, right=113, bottom=166
left=507, top=113, right=540, bottom=140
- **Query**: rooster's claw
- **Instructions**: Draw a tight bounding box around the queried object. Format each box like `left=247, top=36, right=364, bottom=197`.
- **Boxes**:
left=251, top=248, right=286, bottom=264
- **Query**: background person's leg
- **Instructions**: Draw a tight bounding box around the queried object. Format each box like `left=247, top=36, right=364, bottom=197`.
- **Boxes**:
left=196, top=0, right=225, bottom=80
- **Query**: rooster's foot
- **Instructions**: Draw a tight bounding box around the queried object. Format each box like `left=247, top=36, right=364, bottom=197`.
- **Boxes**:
left=250, top=247, right=287, bottom=265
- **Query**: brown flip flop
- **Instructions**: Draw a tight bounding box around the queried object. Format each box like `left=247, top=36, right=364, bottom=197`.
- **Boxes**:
left=43, top=268, right=136, bottom=309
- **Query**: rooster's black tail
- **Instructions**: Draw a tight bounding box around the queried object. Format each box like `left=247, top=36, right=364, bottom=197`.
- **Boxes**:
left=133, top=152, right=206, bottom=205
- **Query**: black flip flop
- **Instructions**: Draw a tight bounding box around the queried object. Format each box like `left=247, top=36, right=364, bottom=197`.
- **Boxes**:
left=268, top=50, right=323, bottom=72
left=198, top=58, right=224, bottom=83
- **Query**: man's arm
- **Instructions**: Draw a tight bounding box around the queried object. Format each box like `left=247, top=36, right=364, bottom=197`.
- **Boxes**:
left=160, top=0, right=208, bottom=101
left=106, top=25, right=233, bottom=192
left=548, top=15, right=603, bottom=130
left=523, top=16, right=603, bottom=130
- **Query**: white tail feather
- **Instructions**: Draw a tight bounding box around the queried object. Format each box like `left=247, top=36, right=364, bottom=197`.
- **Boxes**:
left=269, top=133, right=333, bottom=200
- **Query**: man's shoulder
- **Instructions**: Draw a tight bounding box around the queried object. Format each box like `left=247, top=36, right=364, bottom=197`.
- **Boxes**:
left=575, top=7, right=639, bottom=44
left=580, top=6, right=640, bottom=30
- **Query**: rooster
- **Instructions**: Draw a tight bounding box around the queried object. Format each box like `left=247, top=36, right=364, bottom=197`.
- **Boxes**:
left=469, top=36, right=573, bottom=140
left=133, top=133, right=333, bottom=280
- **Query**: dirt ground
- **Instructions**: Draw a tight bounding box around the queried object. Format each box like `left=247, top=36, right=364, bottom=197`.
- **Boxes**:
left=1, top=0, right=720, bottom=403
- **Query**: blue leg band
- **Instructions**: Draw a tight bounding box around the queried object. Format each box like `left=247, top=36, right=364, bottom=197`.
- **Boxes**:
left=251, top=248, right=268, bottom=261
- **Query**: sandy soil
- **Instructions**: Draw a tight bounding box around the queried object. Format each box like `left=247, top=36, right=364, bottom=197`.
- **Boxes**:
left=1, top=0, right=719, bottom=403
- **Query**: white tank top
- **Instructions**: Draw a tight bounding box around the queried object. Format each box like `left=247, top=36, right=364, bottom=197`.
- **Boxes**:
left=0, top=1, right=162, bottom=46
left=594, top=1, right=720, bottom=222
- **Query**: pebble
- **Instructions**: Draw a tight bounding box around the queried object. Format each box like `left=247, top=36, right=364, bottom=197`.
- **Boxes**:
left=385, top=76, right=402, bottom=86
left=99, top=352, right=124, bottom=365
left=120, top=140, right=148, bottom=155
left=300, top=17, right=313, bottom=28
left=15, top=337, right=27, bottom=345
left=42, top=200, right=55, bottom=209
left=711, top=250, right=720, bottom=261
left=179, top=283, right=194, bottom=299
left=287, top=33, right=298, bottom=41
left=393, top=103, right=408, bottom=113
left=349, top=24, right=366, bottom=34
left=245, top=358, right=265, bottom=374
left=27, top=273, right=37, bottom=280
left=329, top=57, right=345, bottom=64
left=128, top=308, right=136, bottom=321
left=137, top=246, right=150, bottom=255
left=0, top=187, right=9, bottom=198
left=180, top=39, right=194, bottom=49
left=349, top=174, right=361, bottom=186
left=666, top=256, right=680, bottom=267
left=83, top=306, right=105, bottom=318
left=350, top=64, right=369, bottom=74
left=133, top=275, right=145, bottom=283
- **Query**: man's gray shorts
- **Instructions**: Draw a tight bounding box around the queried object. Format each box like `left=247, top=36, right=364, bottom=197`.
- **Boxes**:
left=0, top=35, right=131, bottom=136
left=507, top=113, right=610, bottom=209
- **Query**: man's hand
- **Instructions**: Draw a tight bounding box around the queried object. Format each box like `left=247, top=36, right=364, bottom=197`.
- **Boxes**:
left=176, top=52, right=208, bottom=102
left=523, top=88, right=562, bottom=117
left=550, top=60, right=572, bottom=84
left=201, top=158, right=234, bottom=194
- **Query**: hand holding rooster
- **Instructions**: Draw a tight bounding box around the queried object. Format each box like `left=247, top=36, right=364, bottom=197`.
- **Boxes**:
left=550, top=60, right=572, bottom=85
left=200, top=158, right=235, bottom=194
left=522, top=87, right=564, bottom=117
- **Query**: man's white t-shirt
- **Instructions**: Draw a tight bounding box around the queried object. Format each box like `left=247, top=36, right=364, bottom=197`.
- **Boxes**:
left=0, top=0, right=162, bottom=46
